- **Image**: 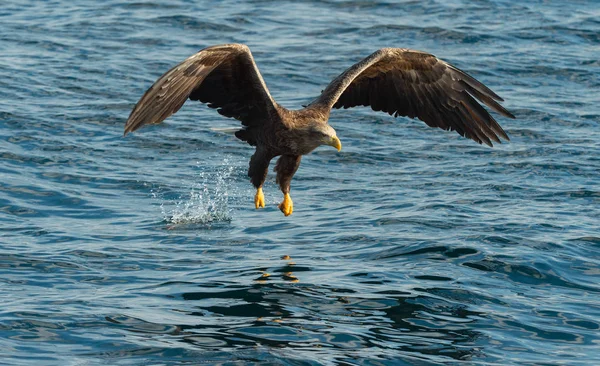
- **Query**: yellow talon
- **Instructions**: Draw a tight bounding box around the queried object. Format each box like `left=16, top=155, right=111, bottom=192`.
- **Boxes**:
left=278, top=193, right=293, bottom=216
left=255, top=187, right=265, bottom=209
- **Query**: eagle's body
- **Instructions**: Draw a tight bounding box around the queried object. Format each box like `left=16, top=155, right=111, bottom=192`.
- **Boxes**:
left=125, top=44, right=514, bottom=216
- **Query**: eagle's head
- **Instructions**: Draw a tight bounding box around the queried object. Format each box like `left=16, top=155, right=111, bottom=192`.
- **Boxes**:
left=309, top=123, right=342, bottom=152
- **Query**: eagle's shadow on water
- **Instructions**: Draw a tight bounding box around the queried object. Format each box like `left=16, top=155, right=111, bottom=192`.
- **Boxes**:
left=180, top=287, right=482, bottom=357
left=108, top=260, right=487, bottom=364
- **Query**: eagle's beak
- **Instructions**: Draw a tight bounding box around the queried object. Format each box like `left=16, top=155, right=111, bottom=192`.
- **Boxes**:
left=328, top=136, right=342, bottom=152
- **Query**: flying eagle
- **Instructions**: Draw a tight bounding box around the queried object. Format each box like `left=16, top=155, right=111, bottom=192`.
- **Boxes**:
left=124, top=44, right=514, bottom=216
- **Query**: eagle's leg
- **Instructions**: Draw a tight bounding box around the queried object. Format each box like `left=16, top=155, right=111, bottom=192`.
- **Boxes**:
left=275, top=155, right=302, bottom=216
left=249, top=150, right=271, bottom=209
left=255, top=187, right=265, bottom=209
left=279, top=193, right=293, bottom=216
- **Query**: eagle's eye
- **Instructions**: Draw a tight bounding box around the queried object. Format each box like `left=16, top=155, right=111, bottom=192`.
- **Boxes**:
left=309, top=127, right=327, bottom=138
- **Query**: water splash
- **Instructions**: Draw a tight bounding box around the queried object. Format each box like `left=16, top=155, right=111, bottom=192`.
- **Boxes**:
left=153, top=159, right=237, bottom=227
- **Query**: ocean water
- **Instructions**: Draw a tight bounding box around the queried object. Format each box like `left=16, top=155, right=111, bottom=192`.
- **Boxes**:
left=1, top=0, right=599, bottom=364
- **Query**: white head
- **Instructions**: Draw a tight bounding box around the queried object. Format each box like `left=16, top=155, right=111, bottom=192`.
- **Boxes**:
left=309, top=124, right=342, bottom=152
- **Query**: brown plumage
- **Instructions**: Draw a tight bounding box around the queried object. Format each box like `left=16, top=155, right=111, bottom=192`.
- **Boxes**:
left=124, top=43, right=515, bottom=216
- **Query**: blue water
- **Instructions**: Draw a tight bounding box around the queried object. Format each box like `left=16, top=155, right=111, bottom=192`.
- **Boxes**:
left=1, top=0, right=599, bottom=365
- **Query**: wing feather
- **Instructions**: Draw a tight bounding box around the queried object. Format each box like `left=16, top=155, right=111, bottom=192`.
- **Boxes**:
left=124, top=44, right=276, bottom=135
left=309, top=48, right=515, bottom=146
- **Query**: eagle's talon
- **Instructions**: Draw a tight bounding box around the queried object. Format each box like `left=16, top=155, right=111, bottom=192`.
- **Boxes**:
left=278, top=193, right=293, bottom=216
left=255, top=187, right=265, bottom=209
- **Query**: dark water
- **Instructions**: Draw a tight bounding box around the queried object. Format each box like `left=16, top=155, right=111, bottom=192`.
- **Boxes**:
left=1, top=0, right=599, bottom=365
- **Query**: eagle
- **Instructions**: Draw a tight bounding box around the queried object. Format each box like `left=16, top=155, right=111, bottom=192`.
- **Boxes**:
left=124, top=44, right=514, bottom=216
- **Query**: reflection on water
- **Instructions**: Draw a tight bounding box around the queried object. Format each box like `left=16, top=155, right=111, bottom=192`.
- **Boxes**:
left=109, top=281, right=485, bottom=363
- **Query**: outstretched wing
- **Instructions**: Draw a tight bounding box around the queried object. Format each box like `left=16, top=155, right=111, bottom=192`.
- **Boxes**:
left=124, top=43, right=276, bottom=135
left=309, top=48, right=515, bottom=146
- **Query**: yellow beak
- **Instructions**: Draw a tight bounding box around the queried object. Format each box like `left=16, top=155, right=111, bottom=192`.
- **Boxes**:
left=328, top=136, right=342, bottom=152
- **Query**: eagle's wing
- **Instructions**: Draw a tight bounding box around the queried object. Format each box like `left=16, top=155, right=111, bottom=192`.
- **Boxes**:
left=309, top=48, right=515, bottom=146
left=124, top=44, right=276, bottom=135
